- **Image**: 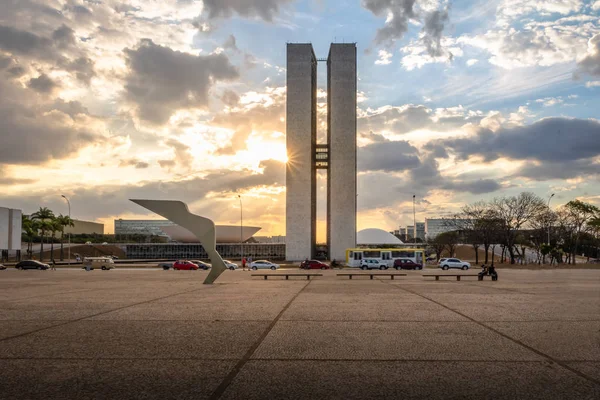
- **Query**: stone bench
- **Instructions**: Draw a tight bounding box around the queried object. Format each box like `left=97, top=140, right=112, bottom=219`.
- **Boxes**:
left=423, top=274, right=480, bottom=281
left=252, top=273, right=323, bottom=280
left=337, top=273, right=407, bottom=280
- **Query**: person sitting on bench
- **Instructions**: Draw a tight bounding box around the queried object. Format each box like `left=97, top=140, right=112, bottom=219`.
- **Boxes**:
left=488, top=264, right=498, bottom=281
left=478, top=264, right=488, bottom=280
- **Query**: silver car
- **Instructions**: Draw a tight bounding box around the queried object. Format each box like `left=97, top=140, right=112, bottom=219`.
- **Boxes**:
left=439, top=258, right=471, bottom=270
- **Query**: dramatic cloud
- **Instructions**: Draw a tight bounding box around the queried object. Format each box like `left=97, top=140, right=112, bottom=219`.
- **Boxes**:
left=514, top=159, right=600, bottom=181
left=436, top=117, right=600, bottom=162
left=359, top=104, right=484, bottom=135
left=123, top=39, right=239, bottom=124
left=577, top=33, right=600, bottom=76
left=358, top=139, right=421, bottom=172
left=362, top=0, right=450, bottom=57
left=201, top=0, right=295, bottom=22
left=0, top=78, right=105, bottom=166
left=458, top=16, right=599, bottom=69
left=28, top=73, right=59, bottom=93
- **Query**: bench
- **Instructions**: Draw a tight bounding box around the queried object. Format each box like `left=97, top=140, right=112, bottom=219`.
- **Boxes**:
left=423, top=274, right=479, bottom=281
left=252, top=273, right=323, bottom=280
left=337, top=273, right=407, bottom=280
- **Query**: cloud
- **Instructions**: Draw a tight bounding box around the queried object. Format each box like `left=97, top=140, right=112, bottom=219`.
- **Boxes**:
left=375, top=49, right=393, bottom=65
left=123, top=39, right=239, bottom=125
left=436, top=117, right=600, bottom=163
left=358, top=138, right=421, bottom=172
left=535, top=97, right=564, bottom=107
left=201, top=0, right=295, bottom=22
left=0, top=78, right=106, bottom=166
left=119, top=159, right=150, bottom=169
left=586, top=80, right=600, bottom=87
left=28, top=73, right=59, bottom=93
left=362, top=0, right=418, bottom=47
left=458, top=17, right=598, bottom=69
left=577, top=33, right=600, bottom=76
left=221, top=89, right=240, bottom=106
left=362, top=1, right=451, bottom=58
left=514, top=159, right=600, bottom=181
left=466, top=59, right=478, bottom=66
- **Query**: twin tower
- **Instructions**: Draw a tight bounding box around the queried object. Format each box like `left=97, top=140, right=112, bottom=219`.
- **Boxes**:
left=286, top=43, right=357, bottom=261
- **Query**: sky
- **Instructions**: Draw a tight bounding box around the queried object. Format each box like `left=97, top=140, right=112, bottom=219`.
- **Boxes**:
left=0, top=0, right=599, bottom=241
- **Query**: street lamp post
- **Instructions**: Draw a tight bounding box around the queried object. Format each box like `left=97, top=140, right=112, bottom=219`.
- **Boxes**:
left=547, top=193, right=555, bottom=246
left=238, top=195, right=243, bottom=263
left=61, top=195, right=71, bottom=265
left=413, top=195, right=416, bottom=245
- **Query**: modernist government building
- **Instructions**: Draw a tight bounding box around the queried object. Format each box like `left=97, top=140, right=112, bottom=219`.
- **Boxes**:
left=286, top=43, right=357, bottom=261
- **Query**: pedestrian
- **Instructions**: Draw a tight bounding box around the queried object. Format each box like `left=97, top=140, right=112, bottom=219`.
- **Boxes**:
left=51, top=259, right=57, bottom=271
left=247, top=256, right=252, bottom=267
left=242, top=257, right=247, bottom=271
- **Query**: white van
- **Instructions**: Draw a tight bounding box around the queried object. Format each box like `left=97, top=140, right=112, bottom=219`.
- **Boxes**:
left=83, top=257, right=115, bottom=270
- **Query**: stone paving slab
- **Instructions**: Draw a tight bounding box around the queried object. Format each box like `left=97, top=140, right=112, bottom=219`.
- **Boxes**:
left=486, top=321, right=600, bottom=361
left=221, top=360, right=600, bottom=400
left=252, top=321, right=544, bottom=361
left=281, top=300, right=468, bottom=321
left=0, top=320, right=269, bottom=359
left=0, top=359, right=235, bottom=400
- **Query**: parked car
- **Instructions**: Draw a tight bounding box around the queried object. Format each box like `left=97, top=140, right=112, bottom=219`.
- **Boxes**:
left=439, top=258, right=471, bottom=270
left=85, top=241, right=92, bottom=245
left=223, top=260, right=239, bottom=270
left=190, top=260, right=211, bottom=270
left=173, top=260, right=199, bottom=270
left=0, top=264, right=6, bottom=270
left=159, top=262, right=174, bottom=270
left=109, top=255, right=119, bottom=260
left=300, top=260, right=330, bottom=270
left=360, top=258, right=388, bottom=270
left=394, top=258, right=423, bottom=270
left=249, top=260, right=280, bottom=270
left=16, top=260, right=49, bottom=270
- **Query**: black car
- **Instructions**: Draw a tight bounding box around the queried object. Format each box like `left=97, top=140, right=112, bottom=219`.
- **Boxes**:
left=16, top=260, right=49, bottom=270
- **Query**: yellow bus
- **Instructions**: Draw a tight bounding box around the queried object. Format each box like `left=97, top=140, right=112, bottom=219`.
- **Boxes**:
left=345, top=248, right=425, bottom=268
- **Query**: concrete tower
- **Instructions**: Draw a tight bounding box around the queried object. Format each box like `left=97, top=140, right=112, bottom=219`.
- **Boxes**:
left=285, top=44, right=317, bottom=261
left=285, top=43, right=356, bottom=262
left=327, top=43, right=357, bottom=261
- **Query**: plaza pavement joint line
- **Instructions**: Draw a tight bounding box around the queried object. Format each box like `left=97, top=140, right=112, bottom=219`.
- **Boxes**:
left=0, top=285, right=216, bottom=343
left=209, top=280, right=313, bottom=400
left=384, top=280, right=600, bottom=386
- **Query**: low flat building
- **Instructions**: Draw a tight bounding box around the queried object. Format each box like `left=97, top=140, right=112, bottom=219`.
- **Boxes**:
left=425, top=218, right=469, bottom=240
left=64, top=220, right=105, bottom=235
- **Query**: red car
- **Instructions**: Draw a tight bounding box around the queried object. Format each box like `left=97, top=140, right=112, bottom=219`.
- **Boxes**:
left=393, top=259, right=423, bottom=270
left=173, top=260, right=199, bottom=270
left=300, top=260, right=330, bottom=270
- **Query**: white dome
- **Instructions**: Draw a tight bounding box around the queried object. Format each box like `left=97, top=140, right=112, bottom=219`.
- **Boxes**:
left=357, top=228, right=403, bottom=245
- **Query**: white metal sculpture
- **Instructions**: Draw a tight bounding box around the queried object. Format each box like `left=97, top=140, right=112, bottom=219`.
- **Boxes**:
left=130, top=199, right=227, bottom=284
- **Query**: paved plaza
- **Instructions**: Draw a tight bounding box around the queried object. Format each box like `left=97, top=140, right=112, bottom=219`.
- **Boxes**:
left=0, top=269, right=599, bottom=399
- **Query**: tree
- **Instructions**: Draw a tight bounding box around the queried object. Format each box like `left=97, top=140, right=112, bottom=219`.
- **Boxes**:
left=21, top=215, right=38, bottom=259
left=31, top=207, right=55, bottom=261
left=491, top=192, right=547, bottom=264
left=48, top=218, right=62, bottom=261
left=453, top=201, right=504, bottom=265
left=56, top=214, right=75, bottom=261
left=561, top=200, right=600, bottom=264
left=437, top=231, right=460, bottom=258
left=427, top=236, right=447, bottom=262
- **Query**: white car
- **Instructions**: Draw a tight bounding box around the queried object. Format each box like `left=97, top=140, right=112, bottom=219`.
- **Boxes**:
left=439, top=258, right=471, bottom=270
left=249, top=260, right=280, bottom=270
left=360, top=258, right=388, bottom=270
left=223, top=260, right=239, bottom=270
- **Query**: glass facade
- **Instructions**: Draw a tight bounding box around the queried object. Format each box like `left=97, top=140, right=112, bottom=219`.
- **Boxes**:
left=125, top=243, right=286, bottom=260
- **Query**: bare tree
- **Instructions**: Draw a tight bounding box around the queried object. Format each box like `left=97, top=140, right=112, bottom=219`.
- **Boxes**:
left=490, top=192, right=547, bottom=264
left=560, top=200, right=600, bottom=264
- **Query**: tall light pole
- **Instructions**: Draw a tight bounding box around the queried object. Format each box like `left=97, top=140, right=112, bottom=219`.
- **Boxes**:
left=61, top=195, right=71, bottom=265
left=547, top=193, right=555, bottom=246
left=238, top=195, right=243, bottom=262
left=413, top=194, right=416, bottom=245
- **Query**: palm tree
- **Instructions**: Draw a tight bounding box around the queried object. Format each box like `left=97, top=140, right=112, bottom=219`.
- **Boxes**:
left=21, top=215, right=37, bottom=259
left=56, top=214, right=75, bottom=261
left=49, top=219, right=62, bottom=261
left=31, top=207, right=55, bottom=261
